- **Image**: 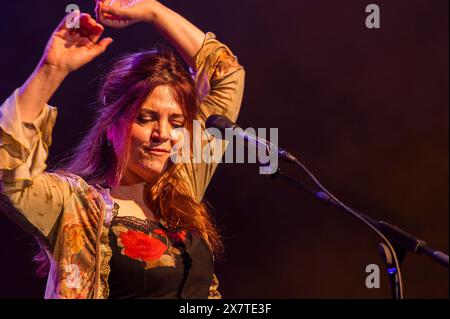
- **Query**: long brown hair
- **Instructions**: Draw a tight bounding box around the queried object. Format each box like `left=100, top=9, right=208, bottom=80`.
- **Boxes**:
left=58, top=48, right=222, bottom=253
left=61, top=49, right=195, bottom=186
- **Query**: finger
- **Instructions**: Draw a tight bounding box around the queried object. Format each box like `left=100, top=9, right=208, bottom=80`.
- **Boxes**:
left=94, top=0, right=107, bottom=21
left=101, top=18, right=136, bottom=29
left=79, top=14, right=105, bottom=42
left=92, top=37, right=114, bottom=54
left=80, top=13, right=104, bottom=34
left=55, top=10, right=81, bottom=33
left=100, top=2, right=133, bottom=19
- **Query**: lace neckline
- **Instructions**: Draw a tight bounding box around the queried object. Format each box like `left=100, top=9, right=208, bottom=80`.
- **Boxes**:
left=111, top=202, right=182, bottom=233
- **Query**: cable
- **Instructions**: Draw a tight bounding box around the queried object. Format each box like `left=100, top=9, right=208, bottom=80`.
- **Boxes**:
left=292, top=158, right=404, bottom=298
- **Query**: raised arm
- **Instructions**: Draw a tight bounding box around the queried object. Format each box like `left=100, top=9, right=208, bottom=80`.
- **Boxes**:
left=96, top=1, right=245, bottom=299
left=97, top=0, right=204, bottom=68
left=97, top=0, right=245, bottom=200
left=19, top=13, right=113, bottom=122
left=0, top=12, right=112, bottom=243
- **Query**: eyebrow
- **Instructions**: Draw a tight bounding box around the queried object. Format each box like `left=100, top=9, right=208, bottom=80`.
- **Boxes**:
left=139, top=109, right=186, bottom=120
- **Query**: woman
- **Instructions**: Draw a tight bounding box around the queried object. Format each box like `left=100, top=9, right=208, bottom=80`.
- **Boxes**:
left=0, top=0, right=244, bottom=299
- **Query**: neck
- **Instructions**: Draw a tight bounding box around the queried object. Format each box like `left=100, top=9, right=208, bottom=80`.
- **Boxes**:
left=111, top=169, right=159, bottom=201
left=111, top=182, right=146, bottom=201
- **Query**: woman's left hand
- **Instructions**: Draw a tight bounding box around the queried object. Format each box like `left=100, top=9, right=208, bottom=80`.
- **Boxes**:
left=95, top=0, right=158, bottom=28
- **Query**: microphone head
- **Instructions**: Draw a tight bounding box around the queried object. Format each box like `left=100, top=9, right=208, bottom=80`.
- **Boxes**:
left=205, top=114, right=236, bottom=134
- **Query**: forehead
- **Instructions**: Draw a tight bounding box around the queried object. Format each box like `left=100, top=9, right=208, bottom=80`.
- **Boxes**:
left=140, top=85, right=184, bottom=115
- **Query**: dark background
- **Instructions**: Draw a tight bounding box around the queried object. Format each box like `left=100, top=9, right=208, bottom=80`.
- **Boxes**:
left=0, top=0, right=448, bottom=298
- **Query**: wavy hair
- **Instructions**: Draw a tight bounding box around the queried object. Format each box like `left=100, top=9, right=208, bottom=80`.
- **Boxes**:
left=35, top=48, right=223, bottom=277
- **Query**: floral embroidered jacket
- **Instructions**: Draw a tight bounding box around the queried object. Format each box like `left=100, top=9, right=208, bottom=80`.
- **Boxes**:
left=0, top=33, right=245, bottom=299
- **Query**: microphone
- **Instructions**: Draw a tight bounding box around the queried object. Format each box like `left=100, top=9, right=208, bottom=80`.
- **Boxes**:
left=205, top=114, right=298, bottom=164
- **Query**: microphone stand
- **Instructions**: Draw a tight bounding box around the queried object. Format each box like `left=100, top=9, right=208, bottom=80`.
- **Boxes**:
left=204, top=113, right=448, bottom=297
left=268, top=167, right=449, bottom=298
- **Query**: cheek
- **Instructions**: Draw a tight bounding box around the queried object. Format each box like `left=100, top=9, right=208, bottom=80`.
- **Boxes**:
left=128, top=126, right=151, bottom=166
left=129, top=124, right=150, bottom=148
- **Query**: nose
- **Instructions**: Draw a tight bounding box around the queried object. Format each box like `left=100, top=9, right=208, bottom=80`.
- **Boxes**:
left=151, top=120, right=171, bottom=143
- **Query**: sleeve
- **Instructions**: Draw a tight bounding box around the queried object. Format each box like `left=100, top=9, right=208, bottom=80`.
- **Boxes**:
left=0, top=89, right=67, bottom=245
left=178, top=32, right=245, bottom=202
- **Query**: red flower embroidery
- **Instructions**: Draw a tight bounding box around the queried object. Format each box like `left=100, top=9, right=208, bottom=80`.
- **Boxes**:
left=118, top=230, right=167, bottom=262
left=167, top=230, right=187, bottom=243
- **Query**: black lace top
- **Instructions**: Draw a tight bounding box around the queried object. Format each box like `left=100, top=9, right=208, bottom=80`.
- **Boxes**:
left=108, top=203, right=214, bottom=299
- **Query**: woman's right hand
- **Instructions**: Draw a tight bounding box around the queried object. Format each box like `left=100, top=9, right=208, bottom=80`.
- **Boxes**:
left=18, top=12, right=113, bottom=122
left=41, top=12, right=113, bottom=73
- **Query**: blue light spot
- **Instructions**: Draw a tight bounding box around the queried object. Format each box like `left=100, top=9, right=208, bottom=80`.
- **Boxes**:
left=388, top=267, right=397, bottom=275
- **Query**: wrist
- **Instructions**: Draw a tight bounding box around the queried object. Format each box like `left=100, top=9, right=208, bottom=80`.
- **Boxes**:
left=18, top=61, right=68, bottom=122
left=37, top=60, right=70, bottom=81
left=145, top=1, right=163, bottom=25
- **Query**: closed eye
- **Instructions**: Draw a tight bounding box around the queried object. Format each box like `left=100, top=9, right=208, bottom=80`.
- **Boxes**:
left=136, top=109, right=186, bottom=127
left=136, top=110, right=158, bottom=124
left=136, top=115, right=155, bottom=124
left=170, top=122, right=185, bottom=128
left=169, top=114, right=186, bottom=128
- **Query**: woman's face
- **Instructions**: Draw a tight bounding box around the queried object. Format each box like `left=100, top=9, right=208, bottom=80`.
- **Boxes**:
left=122, top=85, right=186, bottom=184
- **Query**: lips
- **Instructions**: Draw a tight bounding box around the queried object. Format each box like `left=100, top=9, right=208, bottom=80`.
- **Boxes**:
left=144, top=147, right=170, bottom=154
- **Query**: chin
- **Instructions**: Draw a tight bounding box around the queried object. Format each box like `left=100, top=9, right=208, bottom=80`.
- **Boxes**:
left=136, top=159, right=170, bottom=181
